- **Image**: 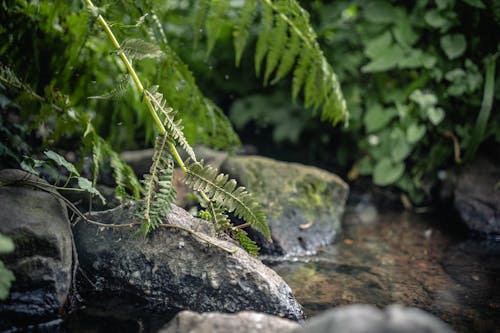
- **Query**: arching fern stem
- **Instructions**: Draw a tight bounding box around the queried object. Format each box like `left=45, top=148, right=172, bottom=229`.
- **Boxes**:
left=83, top=0, right=217, bottom=210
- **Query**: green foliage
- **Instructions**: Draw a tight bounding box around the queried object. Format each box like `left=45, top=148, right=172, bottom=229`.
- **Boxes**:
left=194, top=0, right=348, bottom=125
left=0, top=233, right=15, bottom=300
left=184, top=161, right=271, bottom=241
left=136, top=134, right=176, bottom=235
left=308, top=0, right=499, bottom=203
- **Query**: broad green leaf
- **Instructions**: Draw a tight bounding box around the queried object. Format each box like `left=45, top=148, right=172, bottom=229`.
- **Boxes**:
left=424, top=10, right=449, bottom=28
left=0, top=234, right=14, bottom=253
left=440, top=34, right=467, bottom=60
left=364, top=31, right=392, bottom=58
left=44, top=150, right=79, bottom=176
left=358, top=156, right=374, bottom=175
left=363, top=104, right=396, bottom=132
left=77, top=177, right=106, bottom=204
left=461, top=0, right=486, bottom=8
left=373, top=158, right=405, bottom=186
left=362, top=45, right=405, bottom=72
left=363, top=1, right=397, bottom=23
left=410, top=90, right=437, bottom=109
left=398, top=49, right=423, bottom=69
left=406, top=123, right=427, bottom=143
left=390, top=128, right=411, bottom=162
left=428, top=107, right=445, bottom=125
left=393, top=16, right=418, bottom=46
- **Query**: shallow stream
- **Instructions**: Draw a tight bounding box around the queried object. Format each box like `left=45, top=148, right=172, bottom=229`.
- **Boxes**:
left=268, top=201, right=500, bottom=333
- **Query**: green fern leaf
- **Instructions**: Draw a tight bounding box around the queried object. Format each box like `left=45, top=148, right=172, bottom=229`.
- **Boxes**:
left=233, top=229, right=260, bottom=256
left=192, top=0, right=210, bottom=47
left=273, top=31, right=301, bottom=82
left=264, top=17, right=288, bottom=85
left=254, top=3, right=273, bottom=76
left=292, top=51, right=311, bottom=100
left=88, top=74, right=130, bottom=100
left=120, top=39, right=162, bottom=60
left=304, top=60, right=320, bottom=109
left=139, top=134, right=176, bottom=234
left=205, top=0, right=231, bottom=55
left=184, top=161, right=271, bottom=240
left=200, top=202, right=232, bottom=233
left=145, top=86, right=197, bottom=161
left=233, top=0, right=257, bottom=67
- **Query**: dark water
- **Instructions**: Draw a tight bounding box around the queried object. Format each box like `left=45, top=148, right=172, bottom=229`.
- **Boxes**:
left=268, top=204, right=500, bottom=333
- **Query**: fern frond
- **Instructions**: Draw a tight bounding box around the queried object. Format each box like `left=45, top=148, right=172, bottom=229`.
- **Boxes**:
left=120, top=39, right=162, bottom=59
left=145, top=86, right=197, bottom=161
left=184, top=161, right=271, bottom=240
left=200, top=202, right=232, bottom=233
left=273, top=30, right=301, bottom=82
left=88, top=74, right=130, bottom=100
left=233, top=0, right=257, bottom=67
left=254, top=3, right=273, bottom=76
left=198, top=0, right=349, bottom=124
left=264, top=17, right=288, bottom=85
left=233, top=229, right=260, bottom=257
left=139, top=134, right=176, bottom=234
left=0, top=63, right=36, bottom=97
left=292, top=50, right=312, bottom=100
left=205, top=0, right=231, bottom=55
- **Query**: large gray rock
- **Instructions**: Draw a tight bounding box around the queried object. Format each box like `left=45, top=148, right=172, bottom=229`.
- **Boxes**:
left=454, top=156, right=500, bottom=235
left=0, top=169, right=73, bottom=329
left=159, top=310, right=300, bottom=333
left=221, top=156, right=348, bottom=256
left=292, top=304, right=454, bottom=333
left=73, top=203, right=304, bottom=320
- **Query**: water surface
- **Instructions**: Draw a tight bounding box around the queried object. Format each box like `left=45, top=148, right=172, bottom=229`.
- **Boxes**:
left=269, top=205, right=500, bottom=333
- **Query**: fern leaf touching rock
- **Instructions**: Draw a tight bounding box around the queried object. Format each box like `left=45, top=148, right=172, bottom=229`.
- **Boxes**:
left=184, top=161, right=271, bottom=241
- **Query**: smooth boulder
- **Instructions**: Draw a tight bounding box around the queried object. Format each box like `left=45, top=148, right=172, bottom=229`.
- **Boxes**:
left=221, top=156, right=349, bottom=256
left=292, top=304, right=454, bottom=333
left=0, top=169, right=73, bottom=329
left=159, top=310, right=300, bottom=333
left=73, top=202, right=304, bottom=320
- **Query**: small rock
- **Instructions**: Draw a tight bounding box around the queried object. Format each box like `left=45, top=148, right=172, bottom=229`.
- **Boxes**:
left=158, top=310, right=301, bottom=333
left=73, top=203, right=304, bottom=321
left=0, top=169, right=73, bottom=330
left=454, top=156, right=500, bottom=236
left=292, top=304, right=454, bottom=333
left=221, top=155, right=349, bottom=256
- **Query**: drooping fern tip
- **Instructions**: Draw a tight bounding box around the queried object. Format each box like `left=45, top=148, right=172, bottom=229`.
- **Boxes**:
left=184, top=160, right=271, bottom=241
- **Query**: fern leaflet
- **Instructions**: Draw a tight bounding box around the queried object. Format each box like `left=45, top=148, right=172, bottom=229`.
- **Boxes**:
left=138, top=134, right=176, bottom=234
left=184, top=161, right=271, bottom=240
left=233, top=0, right=257, bottom=67
left=120, top=38, right=162, bottom=59
left=233, top=229, right=260, bottom=257
left=88, top=74, right=130, bottom=100
left=145, top=86, right=196, bottom=161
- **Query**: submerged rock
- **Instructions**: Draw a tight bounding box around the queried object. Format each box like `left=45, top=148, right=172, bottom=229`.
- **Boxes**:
left=454, top=156, right=500, bottom=236
left=292, top=304, right=454, bottom=333
left=159, top=310, right=300, bottom=333
left=0, top=169, right=73, bottom=330
left=73, top=203, right=304, bottom=320
left=221, top=156, right=349, bottom=256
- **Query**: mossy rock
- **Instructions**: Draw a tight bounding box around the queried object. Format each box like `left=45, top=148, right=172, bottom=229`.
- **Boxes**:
left=221, top=156, right=349, bottom=256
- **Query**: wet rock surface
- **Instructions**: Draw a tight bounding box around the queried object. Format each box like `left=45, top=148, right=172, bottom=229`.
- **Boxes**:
left=0, top=169, right=73, bottom=330
left=454, top=156, right=500, bottom=236
left=158, top=310, right=300, bottom=333
left=292, top=304, right=454, bottom=333
left=73, top=202, right=304, bottom=321
left=221, top=155, right=349, bottom=256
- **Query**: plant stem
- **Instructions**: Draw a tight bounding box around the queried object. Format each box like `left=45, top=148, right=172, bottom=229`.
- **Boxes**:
left=84, top=0, right=209, bottom=202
